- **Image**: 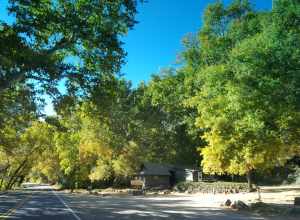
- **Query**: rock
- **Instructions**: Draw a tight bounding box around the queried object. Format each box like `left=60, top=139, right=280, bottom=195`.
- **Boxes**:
left=224, top=199, right=232, bottom=207
left=163, top=190, right=171, bottom=195
left=230, top=203, right=237, bottom=209
left=295, top=197, right=300, bottom=206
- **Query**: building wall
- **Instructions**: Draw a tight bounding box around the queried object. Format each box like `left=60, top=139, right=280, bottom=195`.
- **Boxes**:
left=144, top=175, right=170, bottom=189
left=175, top=170, right=186, bottom=182
left=185, top=171, right=194, bottom=181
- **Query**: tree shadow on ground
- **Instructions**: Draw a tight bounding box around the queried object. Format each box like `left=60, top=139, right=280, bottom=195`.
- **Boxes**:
left=62, top=193, right=264, bottom=220
left=0, top=191, right=29, bottom=215
left=249, top=201, right=300, bottom=219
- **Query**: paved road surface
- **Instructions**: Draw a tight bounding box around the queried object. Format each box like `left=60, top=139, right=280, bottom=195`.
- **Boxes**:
left=0, top=184, right=264, bottom=220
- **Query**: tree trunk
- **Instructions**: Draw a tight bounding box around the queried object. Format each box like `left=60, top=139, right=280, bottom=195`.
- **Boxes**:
left=0, top=177, right=4, bottom=190
left=5, top=159, right=27, bottom=190
left=246, top=170, right=254, bottom=192
left=0, top=167, right=8, bottom=190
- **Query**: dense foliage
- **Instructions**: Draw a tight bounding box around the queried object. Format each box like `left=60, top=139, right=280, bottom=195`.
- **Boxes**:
left=0, top=0, right=142, bottom=190
left=186, top=0, right=300, bottom=189
left=1, top=0, right=140, bottom=94
left=1, top=0, right=299, bottom=190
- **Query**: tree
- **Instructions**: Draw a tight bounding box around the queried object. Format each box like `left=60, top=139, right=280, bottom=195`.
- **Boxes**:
left=187, top=0, right=300, bottom=190
left=0, top=121, right=55, bottom=190
left=0, top=0, right=141, bottom=189
left=1, top=0, right=140, bottom=94
left=142, top=68, right=202, bottom=165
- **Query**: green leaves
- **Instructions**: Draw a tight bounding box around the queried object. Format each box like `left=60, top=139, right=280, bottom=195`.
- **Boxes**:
left=1, top=0, right=140, bottom=94
left=1, top=0, right=141, bottom=188
left=187, top=0, right=300, bottom=176
left=2, top=0, right=299, bottom=190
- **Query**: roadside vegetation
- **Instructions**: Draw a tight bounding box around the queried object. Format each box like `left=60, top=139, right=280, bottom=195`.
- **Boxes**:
left=0, top=0, right=300, bottom=192
left=174, top=181, right=249, bottom=194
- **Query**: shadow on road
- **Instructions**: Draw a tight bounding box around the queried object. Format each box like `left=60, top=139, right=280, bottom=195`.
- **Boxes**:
left=2, top=186, right=267, bottom=220
left=62, top=193, right=264, bottom=220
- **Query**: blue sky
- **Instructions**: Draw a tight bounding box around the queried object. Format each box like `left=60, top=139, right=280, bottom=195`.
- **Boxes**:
left=0, top=0, right=272, bottom=115
left=122, top=0, right=272, bottom=87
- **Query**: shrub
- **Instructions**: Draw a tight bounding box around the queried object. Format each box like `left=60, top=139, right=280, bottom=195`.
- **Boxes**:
left=287, top=166, right=300, bottom=184
left=174, top=181, right=249, bottom=193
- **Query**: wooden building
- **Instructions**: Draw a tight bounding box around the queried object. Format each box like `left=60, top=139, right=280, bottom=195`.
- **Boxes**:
left=131, top=163, right=201, bottom=189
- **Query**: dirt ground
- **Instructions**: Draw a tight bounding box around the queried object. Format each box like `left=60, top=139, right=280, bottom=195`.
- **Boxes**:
left=170, top=185, right=300, bottom=219
left=57, top=184, right=300, bottom=219
left=171, top=185, right=300, bottom=205
left=62, top=185, right=300, bottom=205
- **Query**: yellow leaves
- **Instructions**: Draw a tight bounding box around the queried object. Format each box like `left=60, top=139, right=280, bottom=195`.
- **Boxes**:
left=0, top=150, right=9, bottom=167
left=112, top=141, right=141, bottom=178
left=21, top=121, right=54, bottom=149
left=79, top=136, right=112, bottom=161
left=200, top=131, right=230, bottom=175
left=89, top=158, right=113, bottom=182
left=78, top=115, right=113, bottom=162
left=201, top=147, right=224, bottom=175
left=88, top=141, right=142, bottom=182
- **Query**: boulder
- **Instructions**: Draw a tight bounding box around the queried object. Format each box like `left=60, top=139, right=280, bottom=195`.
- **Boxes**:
left=230, top=203, right=237, bottom=209
left=224, top=199, right=232, bottom=207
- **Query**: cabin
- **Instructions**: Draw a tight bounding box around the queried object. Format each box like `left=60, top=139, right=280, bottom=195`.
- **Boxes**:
left=131, top=163, right=201, bottom=189
left=131, top=163, right=173, bottom=189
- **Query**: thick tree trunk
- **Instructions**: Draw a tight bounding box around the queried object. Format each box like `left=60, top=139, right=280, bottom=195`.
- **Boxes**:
left=246, top=170, right=254, bottom=192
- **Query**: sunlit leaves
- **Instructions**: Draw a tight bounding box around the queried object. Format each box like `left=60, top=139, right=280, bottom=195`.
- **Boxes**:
left=187, top=0, right=300, bottom=177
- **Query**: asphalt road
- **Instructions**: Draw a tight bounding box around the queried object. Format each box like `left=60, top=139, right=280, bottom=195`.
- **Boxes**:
left=0, top=184, right=265, bottom=220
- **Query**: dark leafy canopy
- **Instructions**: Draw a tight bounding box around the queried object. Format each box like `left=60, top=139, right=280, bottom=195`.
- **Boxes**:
left=0, top=0, right=140, bottom=94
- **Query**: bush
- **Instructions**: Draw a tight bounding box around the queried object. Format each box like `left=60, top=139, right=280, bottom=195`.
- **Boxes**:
left=287, top=166, right=300, bottom=184
left=174, top=181, right=249, bottom=193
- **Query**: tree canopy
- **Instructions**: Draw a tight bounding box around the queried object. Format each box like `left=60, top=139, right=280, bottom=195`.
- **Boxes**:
left=185, top=0, right=300, bottom=188
left=1, top=0, right=139, bottom=94
left=1, top=0, right=300, bottom=190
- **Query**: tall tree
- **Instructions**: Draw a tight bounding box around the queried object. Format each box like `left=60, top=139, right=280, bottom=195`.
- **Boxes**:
left=187, top=0, right=300, bottom=190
